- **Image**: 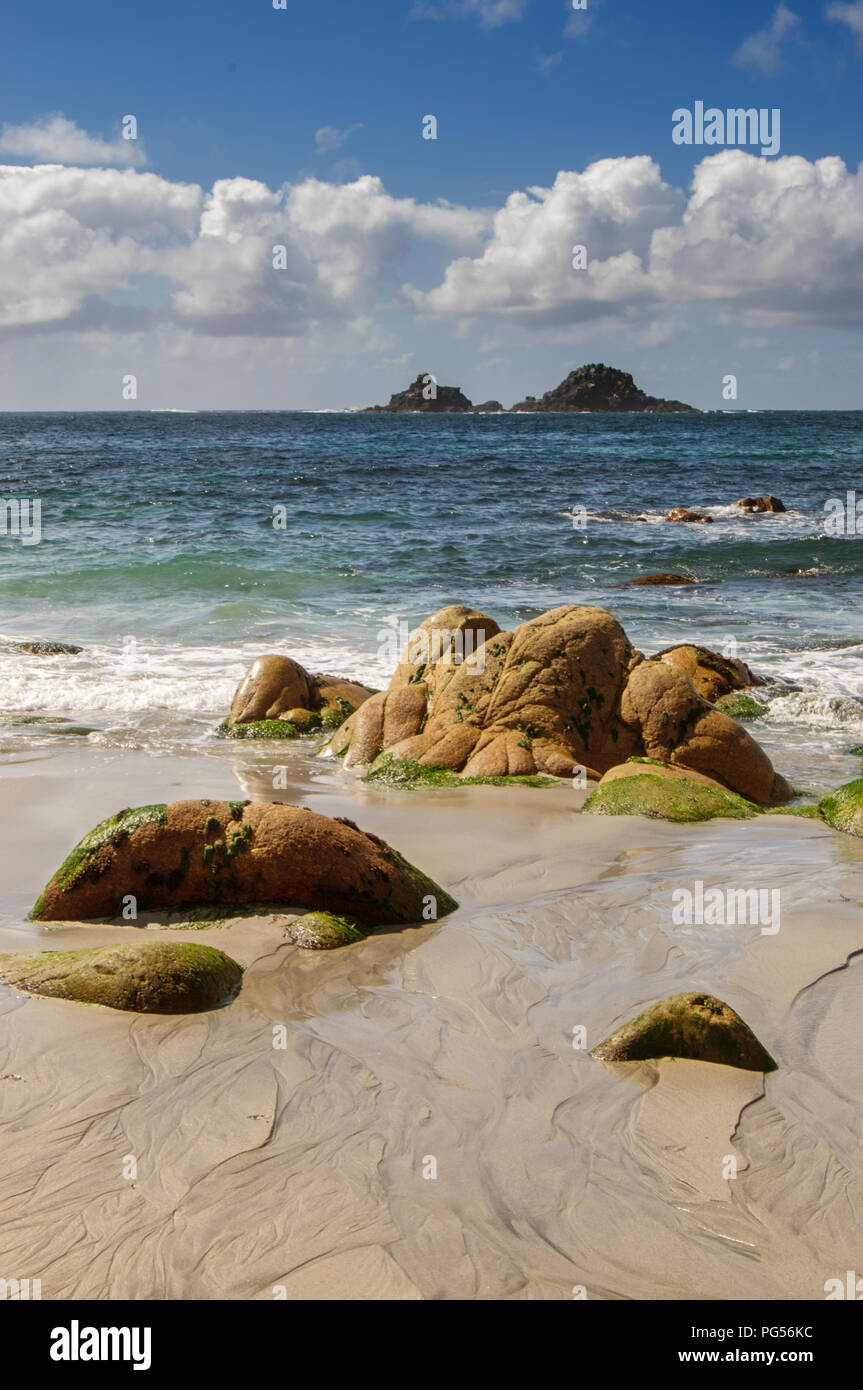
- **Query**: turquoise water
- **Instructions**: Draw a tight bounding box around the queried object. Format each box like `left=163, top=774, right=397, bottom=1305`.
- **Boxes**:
left=1, top=409, right=862, bottom=789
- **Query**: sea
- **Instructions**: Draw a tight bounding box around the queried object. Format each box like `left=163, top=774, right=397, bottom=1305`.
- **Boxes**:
left=1, top=408, right=862, bottom=795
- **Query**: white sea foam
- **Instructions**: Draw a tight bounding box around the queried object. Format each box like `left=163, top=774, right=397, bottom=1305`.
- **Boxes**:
left=0, top=637, right=389, bottom=720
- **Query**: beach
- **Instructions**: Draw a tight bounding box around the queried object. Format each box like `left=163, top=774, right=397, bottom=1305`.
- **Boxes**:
left=1, top=735, right=862, bottom=1300
left=2, top=409, right=863, bottom=1301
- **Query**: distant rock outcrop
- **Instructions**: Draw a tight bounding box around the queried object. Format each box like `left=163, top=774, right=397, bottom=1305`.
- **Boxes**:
left=510, top=363, right=696, bottom=413
left=363, top=363, right=695, bottom=413
left=364, top=373, right=473, bottom=413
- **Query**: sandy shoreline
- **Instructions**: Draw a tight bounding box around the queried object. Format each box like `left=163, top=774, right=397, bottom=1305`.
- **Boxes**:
left=1, top=741, right=862, bottom=1299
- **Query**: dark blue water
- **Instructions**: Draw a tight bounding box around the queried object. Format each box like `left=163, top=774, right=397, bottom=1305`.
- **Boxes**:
left=1, top=410, right=862, bottom=786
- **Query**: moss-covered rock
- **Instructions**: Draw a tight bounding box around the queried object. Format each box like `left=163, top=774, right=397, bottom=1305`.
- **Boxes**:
left=714, top=692, right=768, bottom=720
left=0, top=942, right=243, bottom=1014
left=818, top=779, right=863, bottom=837
left=365, top=754, right=558, bottom=789
left=31, top=799, right=458, bottom=926
left=620, top=659, right=790, bottom=805
left=591, top=992, right=776, bottom=1071
left=223, top=654, right=372, bottom=738
left=288, top=912, right=367, bottom=949
left=3, top=640, right=84, bottom=656
left=583, top=772, right=760, bottom=822
left=217, top=716, right=319, bottom=740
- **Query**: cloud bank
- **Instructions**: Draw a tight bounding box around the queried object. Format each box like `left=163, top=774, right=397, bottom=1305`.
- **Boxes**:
left=1, top=146, right=862, bottom=341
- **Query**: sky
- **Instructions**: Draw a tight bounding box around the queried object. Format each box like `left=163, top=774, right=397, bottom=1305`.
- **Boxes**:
left=0, top=0, right=862, bottom=410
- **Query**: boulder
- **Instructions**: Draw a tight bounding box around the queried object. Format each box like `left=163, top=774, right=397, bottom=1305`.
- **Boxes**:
left=619, top=659, right=790, bottom=804
left=584, top=768, right=760, bottom=822
left=510, top=363, right=696, bottom=413
left=597, top=760, right=730, bottom=791
left=734, top=496, right=786, bottom=513
left=818, top=779, right=863, bottom=837
left=620, top=573, right=697, bottom=587
left=655, top=644, right=762, bottom=701
left=328, top=602, right=791, bottom=803
left=0, top=942, right=242, bottom=1014
left=666, top=508, right=713, bottom=524
left=31, top=800, right=458, bottom=925
left=287, top=912, right=367, bottom=949
left=222, top=654, right=372, bottom=738
left=590, top=992, right=777, bottom=1071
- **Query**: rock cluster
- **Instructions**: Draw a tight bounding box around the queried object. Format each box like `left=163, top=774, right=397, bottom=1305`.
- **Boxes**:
left=326, top=602, right=792, bottom=806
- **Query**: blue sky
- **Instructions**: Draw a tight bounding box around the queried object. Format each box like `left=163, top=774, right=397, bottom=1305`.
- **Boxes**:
left=0, top=0, right=862, bottom=408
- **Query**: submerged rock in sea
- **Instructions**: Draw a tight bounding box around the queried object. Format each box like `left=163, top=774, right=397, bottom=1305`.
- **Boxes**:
left=666, top=508, right=713, bottom=524
left=655, top=643, right=762, bottom=702
left=620, top=573, right=697, bottom=587
left=734, top=495, right=786, bottom=513
left=31, top=800, right=458, bottom=925
left=0, top=942, right=243, bottom=1014
left=327, top=602, right=792, bottom=805
left=220, top=654, right=373, bottom=739
left=591, top=992, right=777, bottom=1072
left=287, top=912, right=367, bottom=949
left=818, top=779, right=863, bottom=837
left=583, top=765, right=761, bottom=822
left=2, top=640, right=84, bottom=655
left=471, top=400, right=505, bottom=413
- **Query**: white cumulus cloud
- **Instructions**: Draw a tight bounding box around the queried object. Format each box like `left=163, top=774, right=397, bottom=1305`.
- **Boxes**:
left=410, top=152, right=863, bottom=330
left=1, top=150, right=862, bottom=342
left=408, top=157, right=682, bottom=323
left=0, top=115, right=146, bottom=167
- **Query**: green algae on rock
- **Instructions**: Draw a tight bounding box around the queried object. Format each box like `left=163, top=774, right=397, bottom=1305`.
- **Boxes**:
left=818, top=779, right=863, bottom=837
left=217, top=715, right=320, bottom=740
left=31, top=799, right=459, bottom=927
left=0, top=942, right=243, bottom=1014
left=591, top=992, right=777, bottom=1072
left=713, top=692, right=769, bottom=720
left=365, top=754, right=558, bottom=790
left=583, top=772, right=760, bottom=822
left=31, top=805, right=169, bottom=917
left=288, top=912, right=367, bottom=949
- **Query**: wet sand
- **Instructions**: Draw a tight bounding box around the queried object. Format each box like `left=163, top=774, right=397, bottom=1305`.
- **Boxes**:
left=1, top=741, right=862, bottom=1299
